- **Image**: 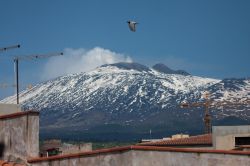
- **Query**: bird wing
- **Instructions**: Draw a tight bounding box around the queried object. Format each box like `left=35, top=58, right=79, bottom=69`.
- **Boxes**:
left=129, top=24, right=134, bottom=31
left=128, top=22, right=136, bottom=32
left=127, top=20, right=138, bottom=32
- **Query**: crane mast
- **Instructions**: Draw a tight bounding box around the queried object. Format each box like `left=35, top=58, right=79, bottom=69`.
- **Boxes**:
left=204, top=92, right=211, bottom=134
left=181, top=92, right=249, bottom=134
left=181, top=92, right=212, bottom=134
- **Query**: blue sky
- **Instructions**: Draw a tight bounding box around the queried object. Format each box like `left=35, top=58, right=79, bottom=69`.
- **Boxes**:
left=0, top=0, right=250, bottom=99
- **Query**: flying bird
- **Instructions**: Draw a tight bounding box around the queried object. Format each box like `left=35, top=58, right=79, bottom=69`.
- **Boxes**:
left=127, top=20, right=138, bottom=32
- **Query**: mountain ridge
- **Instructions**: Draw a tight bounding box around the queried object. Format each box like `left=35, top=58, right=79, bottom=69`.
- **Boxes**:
left=1, top=62, right=249, bottom=140
left=152, top=63, right=190, bottom=76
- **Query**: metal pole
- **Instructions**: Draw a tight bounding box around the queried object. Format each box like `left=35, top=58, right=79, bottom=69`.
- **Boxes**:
left=12, top=52, right=63, bottom=104
left=0, top=44, right=20, bottom=53
left=14, top=59, right=19, bottom=104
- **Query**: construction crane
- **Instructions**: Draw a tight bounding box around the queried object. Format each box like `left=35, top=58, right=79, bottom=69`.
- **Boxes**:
left=0, top=83, right=33, bottom=90
left=13, top=52, right=63, bottom=104
left=0, top=83, right=16, bottom=89
left=0, top=44, right=20, bottom=53
left=181, top=92, right=212, bottom=134
left=181, top=92, right=250, bottom=134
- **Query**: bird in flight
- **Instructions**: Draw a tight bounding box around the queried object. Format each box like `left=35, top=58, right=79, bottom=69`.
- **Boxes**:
left=127, top=20, right=138, bottom=32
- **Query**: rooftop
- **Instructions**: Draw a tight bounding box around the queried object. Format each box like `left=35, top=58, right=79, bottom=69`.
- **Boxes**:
left=0, top=160, right=25, bottom=166
left=138, top=134, right=212, bottom=146
left=28, top=145, right=250, bottom=163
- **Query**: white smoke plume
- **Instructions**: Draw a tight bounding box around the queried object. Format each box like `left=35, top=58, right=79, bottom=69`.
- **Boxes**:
left=41, top=47, right=133, bottom=80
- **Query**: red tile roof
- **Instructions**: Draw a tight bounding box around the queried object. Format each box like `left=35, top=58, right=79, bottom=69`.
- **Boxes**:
left=0, top=160, right=25, bottom=166
left=28, top=145, right=250, bottom=163
left=138, top=134, right=212, bottom=146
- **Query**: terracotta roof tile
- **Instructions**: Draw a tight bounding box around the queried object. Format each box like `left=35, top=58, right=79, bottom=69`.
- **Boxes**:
left=28, top=145, right=250, bottom=163
left=138, top=134, right=212, bottom=146
left=0, top=160, right=25, bottom=166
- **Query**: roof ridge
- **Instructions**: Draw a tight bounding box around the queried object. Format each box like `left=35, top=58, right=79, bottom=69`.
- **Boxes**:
left=0, top=160, right=25, bottom=166
left=28, top=145, right=250, bottom=163
left=138, top=134, right=212, bottom=146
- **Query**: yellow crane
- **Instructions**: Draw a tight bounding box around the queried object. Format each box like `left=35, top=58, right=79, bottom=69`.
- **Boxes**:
left=0, top=83, right=16, bottom=89
left=181, top=92, right=249, bottom=134
left=0, top=83, right=32, bottom=90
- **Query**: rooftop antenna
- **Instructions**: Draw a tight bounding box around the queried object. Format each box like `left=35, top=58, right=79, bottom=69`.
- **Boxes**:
left=0, top=44, right=20, bottom=97
left=0, top=44, right=20, bottom=53
left=13, top=52, right=63, bottom=104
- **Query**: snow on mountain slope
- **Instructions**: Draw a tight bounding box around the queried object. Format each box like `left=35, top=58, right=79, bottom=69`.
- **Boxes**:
left=1, top=63, right=219, bottom=110
left=1, top=63, right=249, bottom=135
left=209, top=78, right=250, bottom=103
left=206, top=78, right=250, bottom=119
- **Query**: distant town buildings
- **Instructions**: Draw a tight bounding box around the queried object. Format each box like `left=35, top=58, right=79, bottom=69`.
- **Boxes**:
left=1, top=104, right=250, bottom=165
left=139, top=134, right=212, bottom=148
left=40, top=139, right=92, bottom=157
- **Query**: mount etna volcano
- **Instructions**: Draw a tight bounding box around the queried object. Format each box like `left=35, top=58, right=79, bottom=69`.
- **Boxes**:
left=1, top=63, right=249, bottom=141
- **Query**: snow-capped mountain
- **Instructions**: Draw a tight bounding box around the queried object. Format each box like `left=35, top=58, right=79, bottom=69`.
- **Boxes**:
left=152, top=63, right=190, bottom=76
left=1, top=63, right=249, bottom=140
left=208, top=78, right=250, bottom=120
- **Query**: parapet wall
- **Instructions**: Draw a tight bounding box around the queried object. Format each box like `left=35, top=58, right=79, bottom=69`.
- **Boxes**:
left=0, top=111, right=39, bottom=162
left=213, top=125, right=250, bottom=150
left=28, top=146, right=250, bottom=166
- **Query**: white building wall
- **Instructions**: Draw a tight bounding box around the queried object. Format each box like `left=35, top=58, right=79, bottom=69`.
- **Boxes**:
left=212, top=125, right=250, bottom=150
